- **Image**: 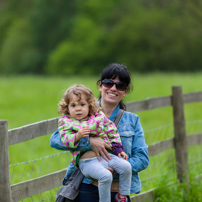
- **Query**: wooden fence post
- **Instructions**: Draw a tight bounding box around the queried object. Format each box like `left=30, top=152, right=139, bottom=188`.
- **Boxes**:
left=0, top=120, right=12, bottom=202
left=172, top=86, right=189, bottom=183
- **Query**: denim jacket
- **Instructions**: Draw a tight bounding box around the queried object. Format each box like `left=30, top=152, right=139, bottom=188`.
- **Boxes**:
left=52, top=105, right=149, bottom=194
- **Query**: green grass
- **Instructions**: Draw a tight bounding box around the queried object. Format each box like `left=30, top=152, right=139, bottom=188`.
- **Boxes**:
left=153, top=173, right=202, bottom=202
left=1, top=73, right=202, bottom=130
left=1, top=73, right=202, bottom=201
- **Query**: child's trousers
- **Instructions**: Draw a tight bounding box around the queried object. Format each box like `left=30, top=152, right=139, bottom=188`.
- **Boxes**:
left=79, top=153, right=132, bottom=202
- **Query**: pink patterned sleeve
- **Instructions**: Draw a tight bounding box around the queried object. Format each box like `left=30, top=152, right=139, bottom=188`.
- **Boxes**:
left=102, top=115, right=124, bottom=154
left=58, top=117, right=79, bottom=148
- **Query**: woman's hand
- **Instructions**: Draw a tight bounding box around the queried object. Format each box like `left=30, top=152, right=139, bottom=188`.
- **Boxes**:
left=89, top=136, right=112, bottom=162
left=118, top=151, right=128, bottom=160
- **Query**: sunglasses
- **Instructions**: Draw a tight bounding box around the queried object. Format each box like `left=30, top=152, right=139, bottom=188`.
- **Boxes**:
left=101, top=79, right=127, bottom=91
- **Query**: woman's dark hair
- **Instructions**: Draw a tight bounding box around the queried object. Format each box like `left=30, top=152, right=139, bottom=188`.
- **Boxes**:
left=97, top=63, right=132, bottom=110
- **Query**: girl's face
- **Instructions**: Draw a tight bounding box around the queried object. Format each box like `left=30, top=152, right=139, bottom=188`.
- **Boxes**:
left=68, top=93, right=89, bottom=120
left=98, top=76, right=128, bottom=106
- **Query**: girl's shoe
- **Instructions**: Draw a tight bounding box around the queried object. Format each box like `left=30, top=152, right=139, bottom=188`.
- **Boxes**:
left=114, top=193, right=128, bottom=202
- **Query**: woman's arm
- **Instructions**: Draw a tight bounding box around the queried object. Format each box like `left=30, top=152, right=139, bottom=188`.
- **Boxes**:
left=128, top=116, right=149, bottom=172
left=50, top=129, right=112, bottom=161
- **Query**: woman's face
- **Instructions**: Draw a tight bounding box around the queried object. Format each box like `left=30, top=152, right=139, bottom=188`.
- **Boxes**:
left=98, top=76, right=128, bottom=106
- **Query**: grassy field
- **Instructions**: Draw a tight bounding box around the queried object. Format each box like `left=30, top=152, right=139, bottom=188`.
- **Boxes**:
left=1, top=73, right=202, bottom=129
left=1, top=73, right=202, bottom=201
left=1, top=73, right=202, bottom=163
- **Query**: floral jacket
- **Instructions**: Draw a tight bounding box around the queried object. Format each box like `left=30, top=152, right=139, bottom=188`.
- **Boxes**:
left=58, top=111, right=123, bottom=165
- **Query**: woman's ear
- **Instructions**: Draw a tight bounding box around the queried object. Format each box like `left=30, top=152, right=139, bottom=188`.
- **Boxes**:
left=123, top=87, right=129, bottom=97
left=126, top=87, right=129, bottom=93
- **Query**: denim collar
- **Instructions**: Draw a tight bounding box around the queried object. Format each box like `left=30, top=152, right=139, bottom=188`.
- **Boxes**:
left=98, top=99, right=120, bottom=122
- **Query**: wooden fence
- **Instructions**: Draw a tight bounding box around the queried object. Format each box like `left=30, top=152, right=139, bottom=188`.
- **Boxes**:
left=1, top=86, right=202, bottom=202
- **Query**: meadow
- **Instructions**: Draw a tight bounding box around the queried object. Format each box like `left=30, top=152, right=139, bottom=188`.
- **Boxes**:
left=1, top=73, right=202, bottom=130
left=1, top=73, right=202, bottom=201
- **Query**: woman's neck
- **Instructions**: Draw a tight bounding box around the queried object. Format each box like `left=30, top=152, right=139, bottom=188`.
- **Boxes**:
left=100, top=100, right=118, bottom=118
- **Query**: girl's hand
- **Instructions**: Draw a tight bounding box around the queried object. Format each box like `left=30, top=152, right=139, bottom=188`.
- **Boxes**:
left=75, top=127, right=90, bottom=142
left=100, top=134, right=107, bottom=139
left=77, top=127, right=90, bottom=138
left=118, top=151, right=128, bottom=160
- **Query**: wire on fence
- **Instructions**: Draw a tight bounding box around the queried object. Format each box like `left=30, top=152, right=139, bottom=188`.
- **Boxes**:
left=9, top=120, right=202, bottom=201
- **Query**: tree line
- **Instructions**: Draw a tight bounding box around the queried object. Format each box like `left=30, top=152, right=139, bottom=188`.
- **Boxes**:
left=0, top=0, right=202, bottom=75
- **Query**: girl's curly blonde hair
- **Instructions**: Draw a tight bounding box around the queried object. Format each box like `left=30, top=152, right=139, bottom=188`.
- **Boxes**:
left=58, top=84, right=100, bottom=116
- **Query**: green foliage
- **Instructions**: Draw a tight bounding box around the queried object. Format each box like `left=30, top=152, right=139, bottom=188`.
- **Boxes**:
left=46, top=17, right=109, bottom=75
left=154, top=174, right=202, bottom=202
left=107, top=1, right=202, bottom=72
left=0, top=0, right=78, bottom=74
left=26, top=0, right=78, bottom=73
left=1, top=0, right=202, bottom=75
left=0, top=19, right=41, bottom=74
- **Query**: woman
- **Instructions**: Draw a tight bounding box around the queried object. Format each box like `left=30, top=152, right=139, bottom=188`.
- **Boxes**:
left=59, top=63, right=149, bottom=202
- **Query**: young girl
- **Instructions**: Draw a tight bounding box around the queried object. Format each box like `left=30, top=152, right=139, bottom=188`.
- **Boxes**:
left=58, top=84, right=132, bottom=202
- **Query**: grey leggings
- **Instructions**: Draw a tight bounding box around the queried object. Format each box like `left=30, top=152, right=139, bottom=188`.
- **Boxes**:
left=79, top=153, right=132, bottom=202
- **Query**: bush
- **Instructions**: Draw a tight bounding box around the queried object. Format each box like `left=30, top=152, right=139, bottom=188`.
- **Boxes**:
left=0, top=19, right=41, bottom=74
left=45, top=17, right=110, bottom=76
left=1, top=0, right=202, bottom=75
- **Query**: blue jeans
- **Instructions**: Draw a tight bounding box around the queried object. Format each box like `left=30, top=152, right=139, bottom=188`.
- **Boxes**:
left=78, top=154, right=132, bottom=202
left=75, top=183, right=131, bottom=202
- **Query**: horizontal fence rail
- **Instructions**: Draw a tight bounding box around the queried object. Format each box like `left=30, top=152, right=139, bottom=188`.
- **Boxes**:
left=1, top=87, right=202, bottom=202
left=8, top=118, right=58, bottom=146
left=7, top=91, right=202, bottom=145
left=186, top=133, right=202, bottom=146
left=126, top=91, right=202, bottom=112
left=11, top=169, right=66, bottom=202
left=148, top=133, right=202, bottom=156
left=126, top=95, right=172, bottom=112
left=148, top=138, right=174, bottom=156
